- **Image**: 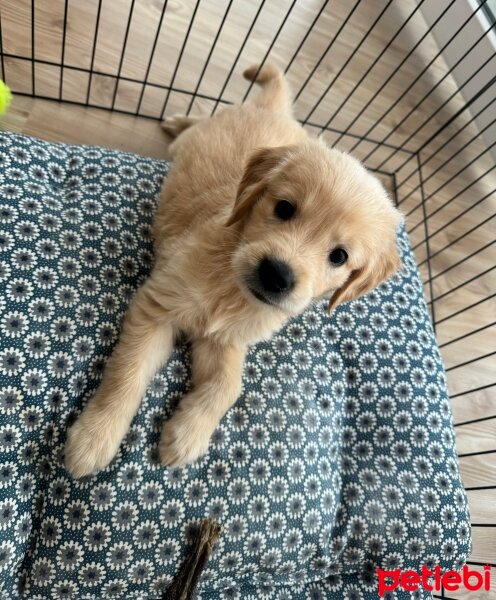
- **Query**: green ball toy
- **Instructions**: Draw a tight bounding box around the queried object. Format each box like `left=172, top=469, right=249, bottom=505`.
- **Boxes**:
left=0, top=80, right=12, bottom=115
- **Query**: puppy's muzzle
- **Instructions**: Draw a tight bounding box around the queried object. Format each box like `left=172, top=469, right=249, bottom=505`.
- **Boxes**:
left=248, top=257, right=295, bottom=305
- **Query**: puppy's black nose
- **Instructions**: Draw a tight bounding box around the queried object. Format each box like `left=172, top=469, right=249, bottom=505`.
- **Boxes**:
left=258, top=258, right=295, bottom=294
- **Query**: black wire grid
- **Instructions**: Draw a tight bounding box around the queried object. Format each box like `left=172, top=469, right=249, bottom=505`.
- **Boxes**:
left=0, top=1, right=494, bottom=596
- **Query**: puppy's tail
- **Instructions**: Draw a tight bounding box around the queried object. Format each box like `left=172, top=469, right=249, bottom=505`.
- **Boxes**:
left=243, top=63, right=292, bottom=115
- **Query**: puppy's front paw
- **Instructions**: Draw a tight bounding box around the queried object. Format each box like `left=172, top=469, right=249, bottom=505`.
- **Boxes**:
left=159, top=408, right=213, bottom=468
left=64, top=414, right=120, bottom=478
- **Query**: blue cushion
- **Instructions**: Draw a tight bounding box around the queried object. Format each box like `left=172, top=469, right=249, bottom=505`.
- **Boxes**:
left=0, top=131, right=471, bottom=599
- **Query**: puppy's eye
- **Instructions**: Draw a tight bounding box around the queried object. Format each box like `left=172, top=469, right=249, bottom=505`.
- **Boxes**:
left=274, top=200, right=295, bottom=221
left=329, top=248, right=348, bottom=266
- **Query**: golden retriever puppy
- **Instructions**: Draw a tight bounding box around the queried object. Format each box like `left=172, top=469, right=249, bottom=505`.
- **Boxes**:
left=64, top=64, right=402, bottom=477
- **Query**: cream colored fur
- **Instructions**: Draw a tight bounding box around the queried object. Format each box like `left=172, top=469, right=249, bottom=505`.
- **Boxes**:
left=65, top=64, right=402, bottom=477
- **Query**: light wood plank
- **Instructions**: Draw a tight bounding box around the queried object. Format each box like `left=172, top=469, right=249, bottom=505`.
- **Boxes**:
left=466, top=490, right=496, bottom=524
left=469, top=528, right=496, bottom=563
left=460, top=454, right=496, bottom=489
left=456, top=421, right=496, bottom=456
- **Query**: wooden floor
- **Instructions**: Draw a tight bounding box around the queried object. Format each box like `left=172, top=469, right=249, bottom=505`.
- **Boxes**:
left=1, top=95, right=173, bottom=159
left=1, top=0, right=494, bottom=586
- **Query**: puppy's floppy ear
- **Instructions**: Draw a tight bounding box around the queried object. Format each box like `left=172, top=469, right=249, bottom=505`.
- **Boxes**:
left=327, top=245, right=401, bottom=314
left=226, top=145, right=293, bottom=226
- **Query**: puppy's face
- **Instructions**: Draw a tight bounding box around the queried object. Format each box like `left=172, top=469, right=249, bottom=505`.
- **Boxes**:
left=228, top=142, right=402, bottom=316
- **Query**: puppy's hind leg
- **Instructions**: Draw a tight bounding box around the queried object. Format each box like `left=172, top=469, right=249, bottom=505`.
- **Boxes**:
left=243, top=63, right=293, bottom=115
left=161, top=114, right=204, bottom=138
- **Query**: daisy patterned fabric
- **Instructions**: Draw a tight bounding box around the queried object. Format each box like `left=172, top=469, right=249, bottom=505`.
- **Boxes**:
left=0, top=131, right=470, bottom=599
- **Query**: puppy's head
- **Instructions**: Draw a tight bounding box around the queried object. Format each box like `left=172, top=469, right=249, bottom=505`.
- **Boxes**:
left=227, top=141, right=402, bottom=316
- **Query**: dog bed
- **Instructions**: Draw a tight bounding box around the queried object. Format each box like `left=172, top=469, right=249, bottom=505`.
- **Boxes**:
left=0, top=131, right=471, bottom=599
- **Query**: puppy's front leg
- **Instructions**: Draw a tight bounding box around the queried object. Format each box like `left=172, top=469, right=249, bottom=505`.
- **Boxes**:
left=160, top=339, right=245, bottom=467
left=65, top=281, right=174, bottom=478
